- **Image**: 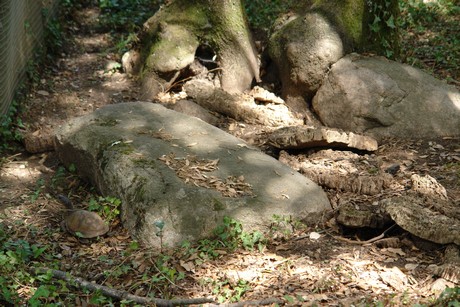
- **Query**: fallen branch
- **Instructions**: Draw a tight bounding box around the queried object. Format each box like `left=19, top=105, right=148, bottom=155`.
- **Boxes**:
left=34, top=268, right=214, bottom=306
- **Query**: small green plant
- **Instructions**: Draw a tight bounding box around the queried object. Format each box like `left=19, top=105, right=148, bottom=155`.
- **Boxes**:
left=368, top=167, right=379, bottom=174
left=149, top=254, right=185, bottom=298
left=89, top=290, right=115, bottom=305
left=43, top=10, right=64, bottom=58
left=367, top=0, right=400, bottom=59
left=399, top=0, right=459, bottom=81
left=88, top=195, right=121, bottom=223
left=434, top=286, right=460, bottom=306
left=214, top=216, right=266, bottom=252
left=153, top=220, right=166, bottom=252
left=269, top=214, right=305, bottom=238
left=68, top=163, right=77, bottom=173
left=212, top=279, right=250, bottom=303
left=51, top=166, right=66, bottom=188
left=31, top=178, right=45, bottom=202
left=0, top=231, right=51, bottom=305
left=110, top=33, right=140, bottom=54
left=28, top=284, right=60, bottom=307
left=179, top=217, right=266, bottom=262
left=97, top=0, right=163, bottom=53
left=127, top=240, right=140, bottom=253
left=0, top=101, right=24, bottom=152
left=50, top=165, right=78, bottom=189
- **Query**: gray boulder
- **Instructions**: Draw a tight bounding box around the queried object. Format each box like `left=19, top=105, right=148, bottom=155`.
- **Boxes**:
left=54, top=102, right=331, bottom=248
left=168, top=99, right=219, bottom=126
left=313, top=53, right=460, bottom=140
left=268, top=12, right=345, bottom=113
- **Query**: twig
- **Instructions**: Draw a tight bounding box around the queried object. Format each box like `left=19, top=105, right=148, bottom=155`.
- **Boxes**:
left=34, top=267, right=214, bottom=306
left=152, top=262, right=191, bottom=291
left=165, top=67, right=222, bottom=92
left=332, top=224, right=397, bottom=245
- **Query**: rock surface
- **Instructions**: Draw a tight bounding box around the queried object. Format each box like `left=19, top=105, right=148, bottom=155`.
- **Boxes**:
left=269, top=126, right=378, bottom=151
left=383, top=195, right=460, bottom=245
left=313, top=53, right=460, bottom=140
left=268, top=12, right=344, bottom=112
left=168, top=99, right=219, bottom=125
left=336, top=202, right=391, bottom=229
left=410, top=174, right=448, bottom=200
left=54, top=102, right=331, bottom=248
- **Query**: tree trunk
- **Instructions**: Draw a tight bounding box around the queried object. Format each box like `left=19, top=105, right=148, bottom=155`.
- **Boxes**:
left=310, top=0, right=400, bottom=58
left=206, top=0, right=260, bottom=93
left=136, top=0, right=259, bottom=100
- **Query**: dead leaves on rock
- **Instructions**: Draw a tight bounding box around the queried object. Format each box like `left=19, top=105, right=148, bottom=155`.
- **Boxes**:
left=136, top=127, right=175, bottom=142
left=159, top=153, right=254, bottom=197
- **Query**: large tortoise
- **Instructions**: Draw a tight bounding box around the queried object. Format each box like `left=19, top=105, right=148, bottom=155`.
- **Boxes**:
left=57, top=195, right=109, bottom=238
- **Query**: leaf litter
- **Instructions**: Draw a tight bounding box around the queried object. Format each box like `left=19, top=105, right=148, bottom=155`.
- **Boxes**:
left=159, top=153, right=254, bottom=197
left=0, top=1, right=458, bottom=305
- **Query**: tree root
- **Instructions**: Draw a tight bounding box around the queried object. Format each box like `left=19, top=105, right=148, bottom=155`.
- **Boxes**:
left=34, top=267, right=285, bottom=306
left=34, top=268, right=214, bottom=306
left=184, top=79, right=303, bottom=127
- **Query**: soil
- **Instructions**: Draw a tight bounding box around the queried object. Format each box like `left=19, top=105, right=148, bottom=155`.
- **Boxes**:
left=0, top=3, right=459, bottom=306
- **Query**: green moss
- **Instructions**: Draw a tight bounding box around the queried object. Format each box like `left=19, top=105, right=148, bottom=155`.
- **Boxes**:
left=268, top=17, right=306, bottom=60
left=205, top=1, right=253, bottom=55
left=95, top=117, right=119, bottom=127
left=132, top=158, right=157, bottom=168
left=97, top=141, right=135, bottom=171
left=146, top=24, right=199, bottom=73
left=141, top=0, right=209, bottom=73
left=309, top=0, right=399, bottom=57
left=340, top=1, right=365, bottom=44
left=212, top=199, right=225, bottom=211
left=132, top=175, right=148, bottom=203
left=312, top=0, right=365, bottom=47
left=162, top=1, right=208, bottom=30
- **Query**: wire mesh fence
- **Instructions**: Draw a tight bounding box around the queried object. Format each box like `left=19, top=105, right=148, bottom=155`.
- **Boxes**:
left=0, top=0, right=58, bottom=117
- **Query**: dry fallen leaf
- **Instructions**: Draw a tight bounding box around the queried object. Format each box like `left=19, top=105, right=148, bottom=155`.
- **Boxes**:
left=37, top=90, right=50, bottom=96
left=309, top=232, right=321, bottom=240
left=180, top=260, right=196, bottom=272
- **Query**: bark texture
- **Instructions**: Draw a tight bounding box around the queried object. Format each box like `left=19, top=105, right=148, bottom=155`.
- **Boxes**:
left=137, top=0, right=259, bottom=99
left=206, top=0, right=260, bottom=93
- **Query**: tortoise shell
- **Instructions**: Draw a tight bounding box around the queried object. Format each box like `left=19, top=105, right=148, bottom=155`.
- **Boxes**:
left=63, top=209, right=109, bottom=238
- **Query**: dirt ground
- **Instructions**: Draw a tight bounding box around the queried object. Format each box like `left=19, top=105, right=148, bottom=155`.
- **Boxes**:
left=0, top=3, right=459, bottom=306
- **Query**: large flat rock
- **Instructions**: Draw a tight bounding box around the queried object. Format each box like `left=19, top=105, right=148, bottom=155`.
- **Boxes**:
left=55, top=102, right=331, bottom=248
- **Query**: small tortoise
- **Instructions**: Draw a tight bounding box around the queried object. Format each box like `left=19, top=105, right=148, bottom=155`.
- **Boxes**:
left=57, top=195, right=109, bottom=238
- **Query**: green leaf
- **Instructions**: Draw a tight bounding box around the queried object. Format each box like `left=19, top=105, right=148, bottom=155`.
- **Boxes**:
left=28, top=285, right=50, bottom=307
left=386, top=15, right=396, bottom=28
left=31, top=245, right=47, bottom=258
left=154, top=220, right=165, bottom=230
left=284, top=295, right=295, bottom=303
left=68, top=163, right=77, bottom=173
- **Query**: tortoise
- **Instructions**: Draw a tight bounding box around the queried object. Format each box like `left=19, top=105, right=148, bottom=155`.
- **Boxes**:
left=57, top=194, right=109, bottom=238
